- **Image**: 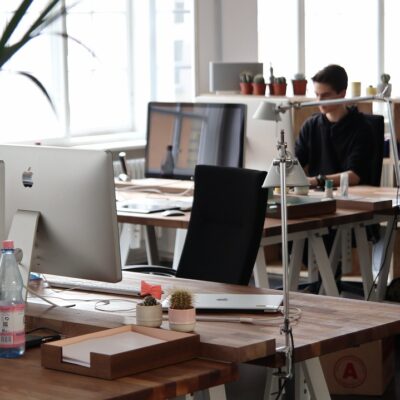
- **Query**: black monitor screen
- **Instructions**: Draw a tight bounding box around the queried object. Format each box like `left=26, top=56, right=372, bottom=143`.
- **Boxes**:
left=145, top=102, right=245, bottom=180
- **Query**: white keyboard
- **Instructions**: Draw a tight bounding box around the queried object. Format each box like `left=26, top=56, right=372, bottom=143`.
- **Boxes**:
left=43, top=275, right=141, bottom=297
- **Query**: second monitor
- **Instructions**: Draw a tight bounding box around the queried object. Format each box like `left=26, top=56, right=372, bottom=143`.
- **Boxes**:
left=145, top=102, right=245, bottom=180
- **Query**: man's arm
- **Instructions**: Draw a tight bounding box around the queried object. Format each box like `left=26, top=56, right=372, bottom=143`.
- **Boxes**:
left=307, top=170, right=360, bottom=188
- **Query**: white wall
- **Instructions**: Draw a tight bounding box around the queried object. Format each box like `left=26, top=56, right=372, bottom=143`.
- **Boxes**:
left=194, top=0, right=258, bottom=95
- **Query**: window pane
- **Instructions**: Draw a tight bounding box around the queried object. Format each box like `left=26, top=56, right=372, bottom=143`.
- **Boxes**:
left=258, top=0, right=297, bottom=86
left=66, top=0, right=131, bottom=135
left=305, top=0, right=377, bottom=95
left=0, top=2, right=62, bottom=142
left=153, top=0, right=194, bottom=101
left=385, top=0, right=400, bottom=96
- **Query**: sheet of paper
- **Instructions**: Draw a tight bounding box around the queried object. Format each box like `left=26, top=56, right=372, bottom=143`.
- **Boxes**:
left=62, top=331, right=165, bottom=367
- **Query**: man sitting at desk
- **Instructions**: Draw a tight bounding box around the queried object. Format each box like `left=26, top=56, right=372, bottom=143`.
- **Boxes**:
left=295, top=64, right=374, bottom=188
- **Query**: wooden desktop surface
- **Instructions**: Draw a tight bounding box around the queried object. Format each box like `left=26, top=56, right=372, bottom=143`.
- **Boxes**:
left=0, top=346, right=237, bottom=400
left=27, top=272, right=400, bottom=366
left=117, top=203, right=377, bottom=237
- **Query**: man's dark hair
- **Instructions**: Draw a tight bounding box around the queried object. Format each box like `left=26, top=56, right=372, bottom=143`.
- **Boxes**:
left=311, top=64, right=348, bottom=93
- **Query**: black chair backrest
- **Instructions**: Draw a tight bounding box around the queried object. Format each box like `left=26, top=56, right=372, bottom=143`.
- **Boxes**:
left=176, top=165, right=268, bottom=285
left=364, top=113, right=384, bottom=186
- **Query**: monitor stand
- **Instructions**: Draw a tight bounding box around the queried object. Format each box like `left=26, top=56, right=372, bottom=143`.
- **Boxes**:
left=7, top=210, right=74, bottom=308
left=7, top=210, right=39, bottom=301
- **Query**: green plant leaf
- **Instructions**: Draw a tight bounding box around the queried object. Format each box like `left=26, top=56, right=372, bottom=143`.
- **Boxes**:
left=15, top=70, right=56, bottom=115
left=0, top=0, right=34, bottom=50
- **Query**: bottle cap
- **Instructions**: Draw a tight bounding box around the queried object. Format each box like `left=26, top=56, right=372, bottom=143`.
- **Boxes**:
left=2, top=240, right=14, bottom=249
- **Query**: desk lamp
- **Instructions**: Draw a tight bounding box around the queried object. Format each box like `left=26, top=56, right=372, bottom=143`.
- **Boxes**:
left=253, top=101, right=308, bottom=381
left=254, top=90, right=400, bottom=381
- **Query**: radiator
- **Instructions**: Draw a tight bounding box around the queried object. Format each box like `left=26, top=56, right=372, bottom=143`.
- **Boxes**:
left=113, top=158, right=145, bottom=179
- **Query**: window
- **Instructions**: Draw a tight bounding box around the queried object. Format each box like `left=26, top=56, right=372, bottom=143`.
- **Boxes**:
left=258, top=0, right=392, bottom=97
left=0, top=0, right=194, bottom=145
left=304, top=0, right=378, bottom=88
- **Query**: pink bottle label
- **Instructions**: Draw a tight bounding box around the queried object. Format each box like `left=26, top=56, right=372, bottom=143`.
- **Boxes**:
left=0, top=304, right=25, bottom=347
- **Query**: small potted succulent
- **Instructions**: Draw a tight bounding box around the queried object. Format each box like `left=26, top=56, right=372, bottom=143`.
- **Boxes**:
left=136, top=295, right=163, bottom=328
left=167, top=288, right=196, bottom=332
left=292, top=73, right=307, bottom=95
left=239, top=71, right=253, bottom=95
left=271, top=76, right=287, bottom=96
left=377, top=73, right=391, bottom=97
left=252, top=73, right=267, bottom=95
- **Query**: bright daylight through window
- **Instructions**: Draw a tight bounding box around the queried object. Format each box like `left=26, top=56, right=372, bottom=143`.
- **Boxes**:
left=0, top=0, right=194, bottom=145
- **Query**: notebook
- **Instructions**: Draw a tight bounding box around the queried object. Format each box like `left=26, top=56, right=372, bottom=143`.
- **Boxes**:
left=162, top=293, right=283, bottom=313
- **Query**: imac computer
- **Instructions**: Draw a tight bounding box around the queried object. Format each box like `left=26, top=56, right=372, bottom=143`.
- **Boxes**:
left=145, top=102, right=245, bottom=180
left=0, top=145, right=122, bottom=296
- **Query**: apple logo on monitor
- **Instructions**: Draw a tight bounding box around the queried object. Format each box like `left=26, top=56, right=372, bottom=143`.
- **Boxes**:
left=22, top=167, right=33, bottom=188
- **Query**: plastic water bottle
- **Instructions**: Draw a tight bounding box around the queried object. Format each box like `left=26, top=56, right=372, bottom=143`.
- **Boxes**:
left=0, top=240, right=25, bottom=358
left=161, top=145, right=175, bottom=177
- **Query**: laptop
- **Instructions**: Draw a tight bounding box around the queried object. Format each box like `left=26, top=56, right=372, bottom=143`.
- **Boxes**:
left=162, top=293, right=283, bottom=313
left=117, top=197, right=193, bottom=214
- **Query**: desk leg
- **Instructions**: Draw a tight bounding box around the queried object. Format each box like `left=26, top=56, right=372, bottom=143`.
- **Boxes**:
left=143, top=226, right=160, bottom=265
left=172, top=229, right=187, bottom=271
left=353, top=224, right=375, bottom=301
left=301, top=358, right=331, bottom=400
left=187, top=385, right=227, bottom=400
left=374, top=216, right=397, bottom=301
left=308, top=233, right=339, bottom=297
left=289, top=239, right=306, bottom=291
left=264, top=360, right=331, bottom=400
left=253, top=247, right=270, bottom=288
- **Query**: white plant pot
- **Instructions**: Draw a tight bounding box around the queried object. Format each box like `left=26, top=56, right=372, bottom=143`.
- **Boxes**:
left=168, top=308, right=196, bottom=332
left=136, top=304, right=163, bottom=327
left=377, top=82, right=392, bottom=97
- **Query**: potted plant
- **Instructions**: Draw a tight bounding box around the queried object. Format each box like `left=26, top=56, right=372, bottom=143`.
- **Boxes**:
left=271, top=77, right=287, bottom=96
left=269, top=64, right=276, bottom=95
left=167, top=288, right=196, bottom=332
left=239, top=71, right=253, bottom=95
left=377, top=73, right=391, bottom=97
left=252, top=73, right=267, bottom=95
left=136, top=295, right=163, bottom=328
left=292, top=73, right=307, bottom=95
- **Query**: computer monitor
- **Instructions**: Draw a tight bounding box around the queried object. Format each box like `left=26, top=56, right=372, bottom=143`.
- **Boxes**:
left=0, top=145, right=122, bottom=286
left=145, top=102, right=245, bottom=180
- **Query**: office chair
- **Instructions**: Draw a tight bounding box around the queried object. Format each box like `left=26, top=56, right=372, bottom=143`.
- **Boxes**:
left=125, top=165, right=268, bottom=285
left=338, top=113, right=385, bottom=297
left=364, top=113, right=385, bottom=186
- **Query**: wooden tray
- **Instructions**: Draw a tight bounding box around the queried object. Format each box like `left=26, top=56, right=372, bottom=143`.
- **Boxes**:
left=335, top=196, right=393, bottom=211
left=41, top=325, right=200, bottom=380
left=267, top=196, right=336, bottom=219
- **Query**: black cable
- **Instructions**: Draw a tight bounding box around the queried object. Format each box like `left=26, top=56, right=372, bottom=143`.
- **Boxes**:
left=273, top=373, right=287, bottom=400
left=26, top=327, right=61, bottom=335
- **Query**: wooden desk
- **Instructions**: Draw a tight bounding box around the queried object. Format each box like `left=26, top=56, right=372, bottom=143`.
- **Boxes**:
left=116, top=185, right=398, bottom=300
left=25, top=273, right=400, bottom=399
left=117, top=190, right=380, bottom=296
left=27, top=273, right=400, bottom=364
left=0, top=348, right=236, bottom=400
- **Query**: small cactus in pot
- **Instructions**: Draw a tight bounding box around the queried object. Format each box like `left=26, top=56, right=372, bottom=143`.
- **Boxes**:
left=167, top=288, right=196, bottom=332
left=252, top=73, right=267, bottom=95
left=136, top=295, right=163, bottom=328
left=292, top=72, right=307, bottom=95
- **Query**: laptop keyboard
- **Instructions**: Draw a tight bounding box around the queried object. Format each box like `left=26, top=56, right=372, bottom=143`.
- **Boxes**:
left=43, top=275, right=141, bottom=297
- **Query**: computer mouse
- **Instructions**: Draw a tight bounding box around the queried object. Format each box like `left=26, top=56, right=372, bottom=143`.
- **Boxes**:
left=161, top=209, right=185, bottom=217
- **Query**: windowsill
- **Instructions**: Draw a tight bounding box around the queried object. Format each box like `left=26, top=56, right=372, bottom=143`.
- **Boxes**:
left=73, top=138, right=146, bottom=152
left=37, top=132, right=146, bottom=152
